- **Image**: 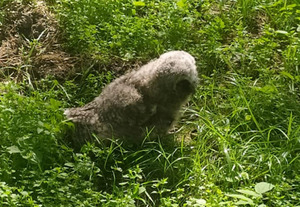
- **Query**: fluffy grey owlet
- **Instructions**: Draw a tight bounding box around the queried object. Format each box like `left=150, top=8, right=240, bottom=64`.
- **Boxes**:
left=64, top=51, right=198, bottom=146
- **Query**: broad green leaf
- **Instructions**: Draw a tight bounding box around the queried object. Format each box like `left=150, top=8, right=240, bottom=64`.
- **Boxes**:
left=133, top=1, right=145, bottom=7
left=240, top=172, right=249, bottom=179
left=187, top=198, right=206, bottom=206
left=236, top=200, right=253, bottom=205
left=3, top=108, right=14, bottom=113
left=132, top=9, right=136, bottom=15
left=245, top=114, right=252, bottom=121
left=286, top=4, right=297, bottom=9
left=37, top=128, right=43, bottom=134
left=7, top=146, right=21, bottom=154
left=255, top=182, right=274, bottom=194
left=50, top=98, right=61, bottom=107
left=20, top=191, right=29, bottom=196
left=64, top=162, right=75, bottom=167
left=139, top=186, right=146, bottom=194
left=194, top=199, right=206, bottom=205
left=236, top=189, right=262, bottom=198
left=226, top=193, right=253, bottom=203
left=177, top=0, right=187, bottom=8
left=275, top=30, right=288, bottom=35
left=38, top=121, right=44, bottom=126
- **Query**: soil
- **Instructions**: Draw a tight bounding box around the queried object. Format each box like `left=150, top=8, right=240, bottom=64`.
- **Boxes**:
left=0, top=1, right=79, bottom=81
left=0, top=1, right=148, bottom=83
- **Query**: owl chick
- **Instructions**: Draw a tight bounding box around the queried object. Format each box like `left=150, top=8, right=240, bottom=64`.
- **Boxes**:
left=64, top=51, right=198, bottom=146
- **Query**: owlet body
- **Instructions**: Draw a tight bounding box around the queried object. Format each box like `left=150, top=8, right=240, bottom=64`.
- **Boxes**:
left=64, top=51, right=198, bottom=146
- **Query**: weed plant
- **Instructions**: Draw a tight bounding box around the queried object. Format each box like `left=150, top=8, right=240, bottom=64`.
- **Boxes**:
left=0, top=0, right=300, bottom=206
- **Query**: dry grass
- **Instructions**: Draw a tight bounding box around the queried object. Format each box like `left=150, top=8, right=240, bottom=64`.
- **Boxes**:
left=0, top=1, right=78, bottom=81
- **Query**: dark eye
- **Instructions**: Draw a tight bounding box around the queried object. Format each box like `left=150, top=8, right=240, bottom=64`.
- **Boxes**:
left=175, top=79, right=195, bottom=95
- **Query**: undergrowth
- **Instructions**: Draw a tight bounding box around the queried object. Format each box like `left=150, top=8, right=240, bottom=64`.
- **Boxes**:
left=0, top=0, right=300, bottom=206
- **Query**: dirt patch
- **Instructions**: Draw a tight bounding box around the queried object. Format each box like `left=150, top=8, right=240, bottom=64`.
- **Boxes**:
left=0, top=1, right=79, bottom=81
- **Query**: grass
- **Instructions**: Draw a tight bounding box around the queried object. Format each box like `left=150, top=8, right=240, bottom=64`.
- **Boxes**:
left=0, top=0, right=300, bottom=206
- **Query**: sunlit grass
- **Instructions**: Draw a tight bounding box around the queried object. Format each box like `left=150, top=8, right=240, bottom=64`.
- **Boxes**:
left=0, top=0, right=299, bottom=206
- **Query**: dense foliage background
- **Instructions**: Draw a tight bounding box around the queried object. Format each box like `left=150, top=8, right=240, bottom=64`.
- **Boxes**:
left=0, top=0, right=299, bottom=206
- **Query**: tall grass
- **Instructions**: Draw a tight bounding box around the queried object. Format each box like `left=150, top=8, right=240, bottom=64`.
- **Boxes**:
left=0, top=0, right=299, bottom=206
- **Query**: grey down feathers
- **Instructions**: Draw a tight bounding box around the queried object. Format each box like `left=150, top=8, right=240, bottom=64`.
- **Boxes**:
left=64, top=50, right=198, bottom=145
